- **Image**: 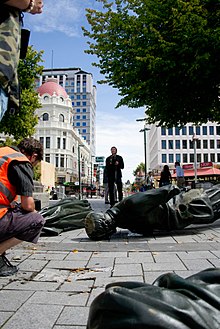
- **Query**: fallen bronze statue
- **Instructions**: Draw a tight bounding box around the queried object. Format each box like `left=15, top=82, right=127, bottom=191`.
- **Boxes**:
left=87, top=267, right=220, bottom=329
left=85, top=184, right=220, bottom=240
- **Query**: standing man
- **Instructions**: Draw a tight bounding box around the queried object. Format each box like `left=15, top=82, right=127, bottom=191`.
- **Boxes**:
left=106, top=146, right=124, bottom=207
left=0, top=0, right=44, bottom=121
left=0, top=137, right=45, bottom=277
left=175, top=161, right=185, bottom=188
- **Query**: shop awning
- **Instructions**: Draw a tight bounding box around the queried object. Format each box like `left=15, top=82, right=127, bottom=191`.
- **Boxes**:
left=172, top=167, right=220, bottom=178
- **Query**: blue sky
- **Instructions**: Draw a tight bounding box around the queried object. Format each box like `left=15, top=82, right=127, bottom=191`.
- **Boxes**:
left=25, top=0, right=145, bottom=182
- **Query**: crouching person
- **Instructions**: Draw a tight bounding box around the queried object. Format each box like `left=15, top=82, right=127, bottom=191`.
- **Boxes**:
left=0, top=137, right=45, bottom=276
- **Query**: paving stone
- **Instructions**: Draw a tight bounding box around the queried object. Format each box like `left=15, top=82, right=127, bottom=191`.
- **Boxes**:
left=56, top=306, right=89, bottom=326
left=87, top=287, right=104, bottom=306
left=59, top=280, right=94, bottom=292
left=0, top=290, right=33, bottom=311
left=0, top=311, right=14, bottom=327
left=64, top=251, right=92, bottom=261
left=27, top=291, right=89, bottom=306
left=152, top=252, right=180, bottom=263
left=18, top=259, right=48, bottom=271
left=46, top=260, right=88, bottom=269
left=94, top=276, right=144, bottom=288
left=33, top=269, right=72, bottom=283
left=181, top=259, right=215, bottom=271
left=87, top=257, right=114, bottom=268
left=144, top=271, right=173, bottom=284
left=177, top=251, right=218, bottom=260
left=143, top=261, right=186, bottom=272
left=92, top=251, right=127, bottom=258
left=29, top=252, right=67, bottom=260
left=4, top=281, right=60, bottom=291
left=2, top=303, right=63, bottom=329
left=112, top=263, right=143, bottom=276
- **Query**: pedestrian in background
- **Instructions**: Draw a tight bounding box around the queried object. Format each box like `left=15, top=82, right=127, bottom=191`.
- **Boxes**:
left=0, top=137, right=45, bottom=277
left=106, top=146, right=124, bottom=207
left=159, top=165, right=172, bottom=187
left=0, top=0, right=44, bottom=121
left=175, top=161, right=185, bottom=188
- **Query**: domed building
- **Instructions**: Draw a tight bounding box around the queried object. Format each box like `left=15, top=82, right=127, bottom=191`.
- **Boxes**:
left=34, top=78, right=91, bottom=186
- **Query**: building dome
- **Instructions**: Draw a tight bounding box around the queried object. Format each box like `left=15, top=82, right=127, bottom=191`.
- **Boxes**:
left=38, top=78, right=68, bottom=98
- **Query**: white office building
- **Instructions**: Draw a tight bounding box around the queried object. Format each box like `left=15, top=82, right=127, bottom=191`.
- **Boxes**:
left=37, top=68, right=96, bottom=156
left=147, top=122, right=220, bottom=172
left=35, top=78, right=91, bottom=185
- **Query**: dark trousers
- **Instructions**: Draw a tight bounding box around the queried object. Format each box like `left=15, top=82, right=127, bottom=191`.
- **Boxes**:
left=108, top=179, right=123, bottom=206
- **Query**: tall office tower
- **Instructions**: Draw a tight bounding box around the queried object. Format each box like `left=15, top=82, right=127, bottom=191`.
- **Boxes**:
left=37, top=68, right=97, bottom=155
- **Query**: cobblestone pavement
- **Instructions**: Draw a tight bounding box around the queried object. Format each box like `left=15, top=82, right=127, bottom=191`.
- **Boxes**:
left=1, top=198, right=220, bottom=329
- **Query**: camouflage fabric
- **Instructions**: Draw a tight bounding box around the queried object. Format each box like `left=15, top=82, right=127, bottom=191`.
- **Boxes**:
left=0, top=5, right=21, bottom=112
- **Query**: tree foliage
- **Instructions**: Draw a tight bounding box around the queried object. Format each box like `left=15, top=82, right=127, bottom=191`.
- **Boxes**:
left=0, top=46, right=44, bottom=140
left=133, top=162, right=145, bottom=177
left=83, top=0, right=220, bottom=126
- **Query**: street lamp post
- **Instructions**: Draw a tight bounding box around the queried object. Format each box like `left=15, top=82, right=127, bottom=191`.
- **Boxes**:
left=192, top=134, right=198, bottom=185
left=78, top=144, right=84, bottom=200
left=136, top=118, right=150, bottom=181
left=90, top=155, right=95, bottom=198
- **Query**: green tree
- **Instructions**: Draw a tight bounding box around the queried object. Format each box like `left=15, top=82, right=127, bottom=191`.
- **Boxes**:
left=0, top=46, right=44, bottom=140
left=83, top=0, right=220, bottom=126
left=133, top=162, right=145, bottom=177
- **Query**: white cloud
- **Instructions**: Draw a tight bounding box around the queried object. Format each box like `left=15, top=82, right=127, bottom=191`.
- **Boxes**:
left=96, top=112, right=145, bottom=183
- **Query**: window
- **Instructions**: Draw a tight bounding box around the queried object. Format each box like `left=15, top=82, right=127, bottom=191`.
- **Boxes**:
left=60, top=155, right=64, bottom=168
left=71, top=81, right=74, bottom=86
left=82, top=108, right=86, bottom=112
left=83, top=87, right=86, bottom=93
left=175, top=127, right=180, bottom=135
left=77, top=87, right=80, bottom=93
left=210, top=154, right=215, bottom=162
left=45, top=154, right=50, bottom=163
left=182, top=126, right=187, bottom=135
left=209, top=126, right=214, bottom=135
left=39, top=137, right=44, bottom=146
left=210, top=140, right=215, bottom=148
left=82, top=101, right=87, bottom=106
left=55, top=155, right=59, bottom=167
left=176, top=154, right=181, bottom=162
left=196, top=140, right=201, bottom=149
left=168, top=140, right=173, bottom=149
left=76, top=109, right=80, bottom=113
left=82, top=129, right=86, bottom=133
left=161, top=127, right=166, bottom=135
left=77, top=95, right=80, bottom=99
left=203, top=140, right=208, bottom=148
left=217, top=154, right=220, bottom=162
left=216, top=126, right=220, bottom=135
left=82, top=95, right=86, bottom=99
left=82, top=115, right=86, bottom=119
left=169, top=154, right=174, bottom=163
left=162, top=154, right=167, bottom=163
left=182, top=140, right=187, bottom=149
left=183, top=154, right=188, bottom=163
left=196, top=126, right=200, bottom=135
left=82, top=122, right=86, bottom=126
left=217, top=140, right=220, bottom=148
left=189, top=126, right=194, bottom=135
left=76, top=122, right=80, bottom=126
left=175, top=140, right=180, bottom=149
left=202, top=126, right=207, bottom=135
left=168, top=128, right=173, bottom=135
left=189, top=140, right=194, bottom=149
left=161, top=140, right=166, bottom=149
left=46, top=137, right=50, bottom=148
left=190, top=154, right=194, bottom=162
left=63, top=138, right=66, bottom=149
left=42, top=113, right=49, bottom=121
left=76, top=102, right=80, bottom=106
left=72, top=146, right=75, bottom=153
left=197, top=154, right=201, bottom=163
left=59, top=114, right=64, bottom=122
left=76, top=115, right=80, bottom=119
left=203, top=154, right=208, bottom=162
left=57, top=137, right=60, bottom=149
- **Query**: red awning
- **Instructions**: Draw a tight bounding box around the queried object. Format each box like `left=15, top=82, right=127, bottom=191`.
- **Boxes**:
left=172, top=167, right=220, bottom=178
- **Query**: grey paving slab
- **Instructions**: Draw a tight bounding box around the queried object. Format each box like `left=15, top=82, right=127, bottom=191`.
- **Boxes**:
left=1, top=303, right=63, bottom=329
left=92, top=251, right=127, bottom=258
left=112, top=263, right=143, bottom=276
left=0, top=312, right=14, bottom=327
left=87, top=257, right=114, bottom=268
left=177, top=251, right=218, bottom=260
left=59, top=279, right=94, bottom=292
left=181, top=259, right=215, bottom=271
left=143, top=261, right=186, bottom=272
left=64, top=251, right=92, bottom=261
left=0, top=290, right=33, bottom=311
left=46, top=260, right=88, bottom=269
left=4, top=281, right=60, bottom=291
left=94, top=276, right=144, bottom=288
left=144, top=271, right=173, bottom=284
left=29, top=252, right=67, bottom=260
left=17, top=259, right=48, bottom=271
left=56, top=306, right=89, bottom=326
left=27, top=291, right=89, bottom=306
left=153, top=252, right=180, bottom=263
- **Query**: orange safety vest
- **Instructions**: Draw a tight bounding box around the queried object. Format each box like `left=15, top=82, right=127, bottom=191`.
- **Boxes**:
left=0, top=147, right=30, bottom=219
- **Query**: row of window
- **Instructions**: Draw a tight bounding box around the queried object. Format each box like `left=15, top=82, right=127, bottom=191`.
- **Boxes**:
left=71, top=101, right=87, bottom=107
left=40, top=137, right=66, bottom=149
left=65, top=93, right=87, bottom=100
left=161, top=126, right=220, bottom=136
left=161, top=139, right=220, bottom=149
left=76, top=108, right=87, bottom=113
left=161, top=153, right=220, bottom=164
left=41, top=113, right=65, bottom=122
left=73, top=122, right=87, bottom=127
left=75, top=115, right=87, bottom=120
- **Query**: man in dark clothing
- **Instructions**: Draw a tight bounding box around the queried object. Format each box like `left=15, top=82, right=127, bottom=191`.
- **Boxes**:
left=105, top=146, right=124, bottom=207
left=0, top=137, right=45, bottom=277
